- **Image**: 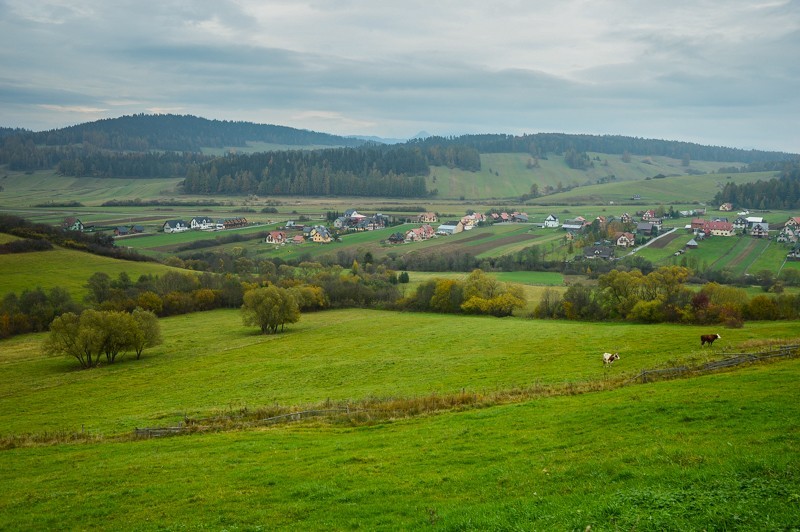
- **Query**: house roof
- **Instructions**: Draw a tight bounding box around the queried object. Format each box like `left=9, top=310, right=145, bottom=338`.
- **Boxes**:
left=704, top=220, right=733, bottom=231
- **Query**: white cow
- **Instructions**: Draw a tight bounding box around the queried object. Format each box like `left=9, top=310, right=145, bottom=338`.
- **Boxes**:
left=602, top=352, right=620, bottom=365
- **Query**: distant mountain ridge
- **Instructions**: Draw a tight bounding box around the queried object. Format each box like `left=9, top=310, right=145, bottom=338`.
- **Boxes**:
left=26, top=114, right=367, bottom=152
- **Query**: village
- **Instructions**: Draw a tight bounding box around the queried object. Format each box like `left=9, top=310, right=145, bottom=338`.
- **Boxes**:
left=60, top=203, right=800, bottom=262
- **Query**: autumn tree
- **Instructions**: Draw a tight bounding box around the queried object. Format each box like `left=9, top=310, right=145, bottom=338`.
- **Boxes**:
left=241, top=286, right=300, bottom=334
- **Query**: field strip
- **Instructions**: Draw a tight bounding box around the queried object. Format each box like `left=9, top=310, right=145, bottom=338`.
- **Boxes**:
left=708, top=237, right=746, bottom=270
left=742, top=239, right=772, bottom=275
left=726, top=238, right=761, bottom=272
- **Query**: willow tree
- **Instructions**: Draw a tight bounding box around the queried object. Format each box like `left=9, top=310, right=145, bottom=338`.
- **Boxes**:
left=241, top=286, right=300, bottom=334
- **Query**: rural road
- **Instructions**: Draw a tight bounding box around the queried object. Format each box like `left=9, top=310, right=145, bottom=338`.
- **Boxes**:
left=627, top=227, right=678, bottom=256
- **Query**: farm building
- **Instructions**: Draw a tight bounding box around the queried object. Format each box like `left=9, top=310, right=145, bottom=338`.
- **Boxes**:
left=437, top=221, right=464, bottom=235
left=562, top=217, right=586, bottom=231
left=417, top=212, right=438, bottom=223
left=636, top=222, right=656, bottom=236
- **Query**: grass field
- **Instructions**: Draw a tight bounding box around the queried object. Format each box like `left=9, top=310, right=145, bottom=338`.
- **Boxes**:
left=0, top=308, right=798, bottom=529
left=2, top=307, right=798, bottom=437
left=0, top=247, right=181, bottom=300
left=634, top=231, right=800, bottom=277
left=427, top=153, right=741, bottom=200
left=531, top=171, right=779, bottom=205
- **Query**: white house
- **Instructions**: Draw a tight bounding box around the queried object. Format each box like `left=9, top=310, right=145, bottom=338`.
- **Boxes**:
left=544, top=214, right=560, bottom=228
left=163, top=220, right=189, bottom=233
left=190, top=216, right=216, bottom=230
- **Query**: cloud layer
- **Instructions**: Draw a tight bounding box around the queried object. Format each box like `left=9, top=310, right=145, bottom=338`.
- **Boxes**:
left=1, top=0, right=798, bottom=151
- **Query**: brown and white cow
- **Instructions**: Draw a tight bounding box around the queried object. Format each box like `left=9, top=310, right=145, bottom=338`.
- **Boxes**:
left=602, top=352, right=620, bottom=365
left=700, top=333, right=721, bottom=346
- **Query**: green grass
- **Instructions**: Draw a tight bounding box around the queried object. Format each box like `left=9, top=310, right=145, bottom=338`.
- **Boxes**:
left=0, top=247, right=180, bottom=300
left=532, top=171, right=779, bottom=205
left=2, top=308, right=798, bottom=437
left=632, top=232, right=800, bottom=277
left=0, top=357, right=798, bottom=529
left=428, top=153, right=743, bottom=200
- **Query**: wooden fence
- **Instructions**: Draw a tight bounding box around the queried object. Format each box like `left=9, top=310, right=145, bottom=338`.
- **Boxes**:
left=630, top=344, right=799, bottom=384
left=133, top=423, right=184, bottom=439
left=133, top=344, right=799, bottom=438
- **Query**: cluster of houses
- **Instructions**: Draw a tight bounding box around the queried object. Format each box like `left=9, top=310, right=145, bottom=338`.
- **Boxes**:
left=163, top=217, right=248, bottom=234
left=333, top=210, right=390, bottom=232
left=264, top=225, right=333, bottom=245
left=688, top=215, right=770, bottom=239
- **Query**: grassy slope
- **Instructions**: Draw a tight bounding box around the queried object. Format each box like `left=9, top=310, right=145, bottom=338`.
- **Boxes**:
left=428, top=153, right=743, bottom=200
left=530, top=171, right=778, bottom=205
left=2, top=308, right=798, bottom=436
left=0, top=246, right=180, bottom=299
left=0, top=357, right=798, bottom=530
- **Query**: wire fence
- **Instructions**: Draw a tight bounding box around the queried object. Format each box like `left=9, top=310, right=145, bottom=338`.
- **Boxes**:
left=133, top=344, right=800, bottom=439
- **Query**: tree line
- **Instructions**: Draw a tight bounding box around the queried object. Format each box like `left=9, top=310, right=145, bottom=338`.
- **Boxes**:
left=398, top=269, right=525, bottom=317
left=408, top=133, right=797, bottom=163
left=533, top=266, right=800, bottom=325
left=20, top=114, right=366, bottom=152
left=181, top=147, right=431, bottom=197
left=713, top=160, right=800, bottom=210
left=0, top=215, right=155, bottom=263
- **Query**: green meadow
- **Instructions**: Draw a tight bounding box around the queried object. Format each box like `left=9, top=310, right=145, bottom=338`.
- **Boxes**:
left=2, top=307, right=798, bottom=436
left=531, top=171, right=779, bottom=205
left=0, top=307, right=798, bottom=529
left=427, top=152, right=742, bottom=200
left=0, top=247, right=181, bottom=299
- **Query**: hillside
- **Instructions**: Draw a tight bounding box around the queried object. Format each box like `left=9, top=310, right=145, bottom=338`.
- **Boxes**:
left=2, top=114, right=797, bottom=200
left=23, top=114, right=367, bottom=152
left=0, top=308, right=798, bottom=528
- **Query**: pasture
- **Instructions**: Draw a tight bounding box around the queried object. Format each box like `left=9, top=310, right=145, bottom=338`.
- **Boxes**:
left=0, top=307, right=798, bottom=529
left=0, top=247, right=180, bottom=300
left=2, top=307, right=798, bottom=437
left=532, top=171, right=780, bottom=205
left=427, top=152, right=742, bottom=200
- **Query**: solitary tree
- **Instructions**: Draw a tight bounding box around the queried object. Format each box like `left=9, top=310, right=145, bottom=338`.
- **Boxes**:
left=241, top=286, right=300, bottom=334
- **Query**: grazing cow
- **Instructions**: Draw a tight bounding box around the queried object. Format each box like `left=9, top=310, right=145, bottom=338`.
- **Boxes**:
left=602, top=352, right=620, bottom=365
left=700, top=333, right=721, bottom=346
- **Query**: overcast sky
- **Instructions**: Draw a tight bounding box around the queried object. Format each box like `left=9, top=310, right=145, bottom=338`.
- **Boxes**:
left=1, top=0, right=798, bottom=152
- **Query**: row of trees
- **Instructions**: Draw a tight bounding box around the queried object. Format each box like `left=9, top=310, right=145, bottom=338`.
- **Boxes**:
left=44, top=309, right=162, bottom=368
left=533, top=266, right=800, bottom=324
left=408, top=133, right=795, bottom=163
left=399, top=269, right=526, bottom=317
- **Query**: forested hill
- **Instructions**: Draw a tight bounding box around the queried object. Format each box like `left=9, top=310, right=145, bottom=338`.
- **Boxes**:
left=410, top=133, right=797, bottom=164
left=25, top=114, right=367, bottom=152
left=714, top=160, right=800, bottom=210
